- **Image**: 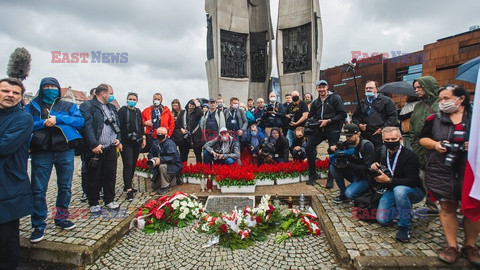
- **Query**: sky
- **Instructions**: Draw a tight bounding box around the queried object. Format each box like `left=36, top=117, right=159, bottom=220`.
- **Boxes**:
left=1, top=0, right=479, bottom=109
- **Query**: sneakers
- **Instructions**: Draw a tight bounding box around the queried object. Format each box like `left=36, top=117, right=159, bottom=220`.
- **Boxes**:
left=123, top=187, right=138, bottom=192
left=105, top=202, right=120, bottom=210
left=157, top=186, right=172, bottom=195
left=395, top=226, right=411, bottom=242
left=332, top=194, right=348, bottom=203
left=55, top=220, right=76, bottom=230
left=90, top=205, right=102, bottom=215
left=30, top=228, right=45, bottom=243
left=325, top=177, right=334, bottom=189
left=126, top=190, right=134, bottom=202
left=438, top=246, right=460, bottom=264
left=80, top=193, right=87, bottom=202
left=461, top=245, right=480, bottom=266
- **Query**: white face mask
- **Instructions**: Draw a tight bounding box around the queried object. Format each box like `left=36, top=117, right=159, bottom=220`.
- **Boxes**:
left=221, top=135, right=229, bottom=142
left=232, top=104, right=239, bottom=109
left=439, top=97, right=461, bottom=114
left=153, top=100, right=161, bottom=106
left=269, top=97, right=276, bottom=103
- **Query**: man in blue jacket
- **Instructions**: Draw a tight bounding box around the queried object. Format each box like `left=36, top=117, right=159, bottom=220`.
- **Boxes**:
left=0, top=78, right=34, bottom=269
left=25, top=77, right=84, bottom=243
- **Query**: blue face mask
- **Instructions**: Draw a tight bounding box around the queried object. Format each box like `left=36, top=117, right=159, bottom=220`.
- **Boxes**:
left=127, top=101, right=137, bottom=107
left=42, top=88, right=59, bottom=104
left=365, top=92, right=375, bottom=98
left=251, top=131, right=257, bottom=137
left=107, top=95, right=115, bottom=103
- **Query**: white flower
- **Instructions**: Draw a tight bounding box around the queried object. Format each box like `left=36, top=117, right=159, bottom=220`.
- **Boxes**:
left=180, top=200, right=188, bottom=206
left=172, top=200, right=180, bottom=209
left=183, top=208, right=190, bottom=215
left=201, top=223, right=210, bottom=232
left=187, top=201, right=194, bottom=208
left=179, top=212, right=187, bottom=219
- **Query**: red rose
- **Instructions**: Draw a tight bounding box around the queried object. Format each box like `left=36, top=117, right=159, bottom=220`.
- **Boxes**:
left=220, top=223, right=228, bottom=233
left=154, top=209, right=164, bottom=220
left=174, top=220, right=178, bottom=226
left=255, top=216, right=263, bottom=223
left=146, top=219, right=152, bottom=225
left=136, top=210, right=143, bottom=218
left=268, top=204, right=274, bottom=213
left=145, top=200, right=157, bottom=210
left=157, top=196, right=168, bottom=203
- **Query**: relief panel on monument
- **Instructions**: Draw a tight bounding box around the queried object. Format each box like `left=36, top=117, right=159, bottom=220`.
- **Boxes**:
left=250, top=31, right=268, bottom=82
left=282, top=23, right=311, bottom=74
left=220, top=30, right=248, bottom=78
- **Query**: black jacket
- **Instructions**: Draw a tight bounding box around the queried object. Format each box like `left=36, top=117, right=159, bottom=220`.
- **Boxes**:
left=148, top=138, right=182, bottom=174
left=79, top=96, right=121, bottom=149
left=352, top=94, right=398, bottom=132
left=172, top=106, right=203, bottom=148
left=309, top=93, right=347, bottom=132
left=118, top=106, right=144, bottom=144
left=339, top=139, right=375, bottom=175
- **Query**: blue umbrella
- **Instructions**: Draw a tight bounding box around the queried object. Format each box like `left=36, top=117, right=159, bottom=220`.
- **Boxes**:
left=456, top=56, right=480, bottom=84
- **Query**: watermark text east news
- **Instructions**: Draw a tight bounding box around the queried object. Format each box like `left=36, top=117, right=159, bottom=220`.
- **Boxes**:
left=51, top=51, right=128, bottom=63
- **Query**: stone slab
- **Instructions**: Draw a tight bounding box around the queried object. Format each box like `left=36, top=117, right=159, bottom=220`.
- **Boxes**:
left=204, top=195, right=255, bottom=213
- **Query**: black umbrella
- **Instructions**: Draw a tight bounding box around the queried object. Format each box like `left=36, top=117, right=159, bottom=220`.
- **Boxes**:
left=379, top=81, right=416, bottom=96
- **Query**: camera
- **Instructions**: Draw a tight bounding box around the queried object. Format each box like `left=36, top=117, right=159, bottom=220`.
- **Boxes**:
left=128, top=132, right=138, bottom=141
left=367, top=164, right=391, bottom=178
left=88, top=153, right=102, bottom=168
left=105, top=118, right=121, bottom=134
left=147, top=158, right=157, bottom=169
left=441, top=142, right=465, bottom=167
left=267, top=104, right=275, bottom=112
left=332, top=142, right=354, bottom=168
left=304, top=118, right=320, bottom=136
left=259, top=138, right=275, bottom=156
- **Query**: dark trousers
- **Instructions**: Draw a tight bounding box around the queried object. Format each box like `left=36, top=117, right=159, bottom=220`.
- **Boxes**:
left=85, top=146, right=117, bottom=206
left=179, top=143, right=202, bottom=163
left=0, top=219, right=19, bottom=270
left=306, top=131, right=340, bottom=177
left=80, top=153, right=88, bottom=194
left=120, top=141, right=140, bottom=190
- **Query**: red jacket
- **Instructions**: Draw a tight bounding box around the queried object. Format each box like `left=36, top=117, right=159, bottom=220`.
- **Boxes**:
left=142, top=105, right=175, bottom=137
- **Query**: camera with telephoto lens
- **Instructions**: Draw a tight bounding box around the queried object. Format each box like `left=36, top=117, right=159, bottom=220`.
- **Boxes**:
left=105, top=118, right=121, bottom=134
left=367, top=164, right=392, bottom=178
left=304, top=118, right=321, bottom=137
left=441, top=142, right=465, bottom=167
left=267, top=104, right=275, bottom=112
left=333, top=142, right=354, bottom=168
left=259, top=138, right=275, bottom=156
left=147, top=158, right=157, bottom=169
left=128, top=132, right=138, bottom=141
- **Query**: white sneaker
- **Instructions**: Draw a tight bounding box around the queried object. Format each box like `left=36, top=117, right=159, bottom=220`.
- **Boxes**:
left=105, top=202, right=119, bottom=210
left=90, top=205, right=101, bottom=215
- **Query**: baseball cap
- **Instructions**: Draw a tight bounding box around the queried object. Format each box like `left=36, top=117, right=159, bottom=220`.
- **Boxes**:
left=219, top=127, right=228, bottom=134
left=316, top=80, right=328, bottom=86
left=341, top=124, right=360, bottom=136
left=208, top=98, right=216, bottom=103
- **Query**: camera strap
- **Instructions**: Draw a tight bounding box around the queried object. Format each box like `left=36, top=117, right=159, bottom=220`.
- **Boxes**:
left=126, top=108, right=139, bottom=133
left=386, top=145, right=402, bottom=177
left=183, top=111, right=200, bottom=134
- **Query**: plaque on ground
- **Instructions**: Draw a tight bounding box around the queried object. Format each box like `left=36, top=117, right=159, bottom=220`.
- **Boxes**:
left=205, top=196, right=255, bottom=213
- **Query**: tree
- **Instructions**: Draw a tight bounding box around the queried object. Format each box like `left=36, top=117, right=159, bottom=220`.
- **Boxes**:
left=7, top=47, right=31, bottom=81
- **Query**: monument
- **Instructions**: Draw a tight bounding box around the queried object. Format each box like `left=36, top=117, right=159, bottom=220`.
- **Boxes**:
left=205, top=0, right=273, bottom=103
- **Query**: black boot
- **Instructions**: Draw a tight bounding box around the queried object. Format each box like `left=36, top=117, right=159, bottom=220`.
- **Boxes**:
left=325, top=171, right=334, bottom=189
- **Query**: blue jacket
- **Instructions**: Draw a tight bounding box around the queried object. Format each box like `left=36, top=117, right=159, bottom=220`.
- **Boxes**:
left=80, top=96, right=121, bottom=149
left=0, top=105, right=34, bottom=223
left=148, top=138, right=182, bottom=174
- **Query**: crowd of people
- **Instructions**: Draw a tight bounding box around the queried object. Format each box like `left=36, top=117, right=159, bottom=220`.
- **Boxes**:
left=0, top=74, right=478, bottom=268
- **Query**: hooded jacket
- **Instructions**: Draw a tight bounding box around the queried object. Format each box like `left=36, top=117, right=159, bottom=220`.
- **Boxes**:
left=142, top=104, right=175, bottom=137
left=203, top=134, right=241, bottom=164
left=172, top=101, right=204, bottom=148
left=0, top=104, right=34, bottom=223
left=25, top=77, right=84, bottom=151
left=410, top=76, right=439, bottom=169
left=309, top=92, right=347, bottom=133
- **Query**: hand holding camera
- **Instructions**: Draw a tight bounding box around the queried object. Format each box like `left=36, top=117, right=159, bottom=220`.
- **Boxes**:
left=147, top=157, right=160, bottom=169
left=368, top=162, right=391, bottom=183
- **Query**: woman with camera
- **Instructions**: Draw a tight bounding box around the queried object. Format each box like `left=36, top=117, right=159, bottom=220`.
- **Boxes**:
left=172, top=99, right=203, bottom=163
left=118, top=92, right=145, bottom=202
left=419, top=84, right=479, bottom=266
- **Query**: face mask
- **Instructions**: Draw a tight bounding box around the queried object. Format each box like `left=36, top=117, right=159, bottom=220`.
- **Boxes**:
left=232, top=104, right=239, bottom=109
left=272, top=133, right=279, bottom=140
left=305, top=99, right=311, bottom=104
left=239, top=107, right=246, bottom=112
left=42, top=88, right=59, bottom=104
left=292, top=96, right=300, bottom=102
left=153, top=100, right=161, bottom=106
left=188, top=107, right=194, bottom=112
left=384, top=140, right=400, bottom=151
left=439, top=98, right=460, bottom=114
left=107, top=95, right=115, bottom=103
left=251, top=131, right=257, bottom=136
left=269, top=97, right=276, bottom=103
left=127, top=101, right=137, bottom=107
left=157, top=134, right=166, bottom=141
left=221, top=135, right=229, bottom=142
left=365, top=92, right=375, bottom=98
left=217, top=103, right=223, bottom=108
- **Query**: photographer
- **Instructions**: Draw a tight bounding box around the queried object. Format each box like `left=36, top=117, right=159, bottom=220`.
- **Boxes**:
left=148, top=127, right=182, bottom=195
left=172, top=99, right=203, bottom=163
left=245, top=123, right=265, bottom=157
left=305, top=80, right=347, bottom=186
left=419, top=84, right=479, bottom=265
left=203, top=127, right=241, bottom=165
left=285, top=91, right=309, bottom=146
left=331, top=124, right=374, bottom=203
left=80, top=84, right=122, bottom=215
left=259, top=92, right=286, bottom=133
left=370, top=127, right=425, bottom=242
left=291, top=127, right=307, bottom=161
left=118, top=92, right=145, bottom=201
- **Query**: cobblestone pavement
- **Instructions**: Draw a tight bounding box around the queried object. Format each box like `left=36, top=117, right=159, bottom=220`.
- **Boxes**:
left=315, top=186, right=480, bottom=260
left=86, top=226, right=343, bottom=270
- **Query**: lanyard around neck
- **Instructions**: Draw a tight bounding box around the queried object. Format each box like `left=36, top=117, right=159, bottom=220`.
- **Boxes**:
left=386, top=145, right=402, bottom=177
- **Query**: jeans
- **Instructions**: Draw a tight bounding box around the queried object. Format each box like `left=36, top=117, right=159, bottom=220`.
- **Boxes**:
left=376, top=186, right=425, bottom=228
left=286, top=129, right=294, bottom=147
left=31, top=149, right=75, bottom=229
left=306, top=131, right=340, bottom=177
left=330, top=164, right=369, bottom=199
left=203, top=149, right=235, bottom=165
left=120, top=141, right=141, bottom=190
